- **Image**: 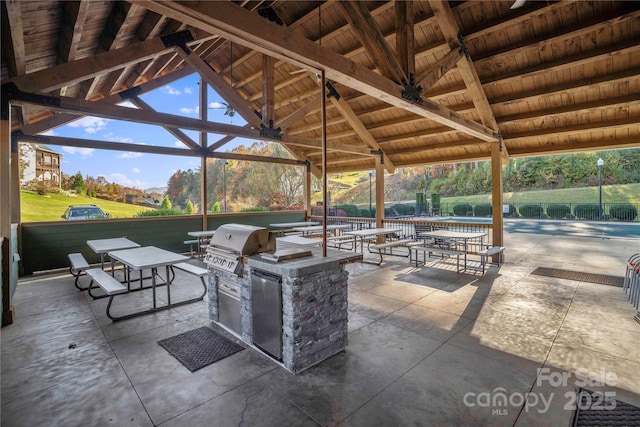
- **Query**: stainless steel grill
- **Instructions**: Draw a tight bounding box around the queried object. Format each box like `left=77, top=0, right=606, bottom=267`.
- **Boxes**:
left=204, top=223, right=275, bottom=275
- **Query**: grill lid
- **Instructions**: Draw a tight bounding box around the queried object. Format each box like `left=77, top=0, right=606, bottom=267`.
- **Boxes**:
left=209, top=223, right=275, bottom=255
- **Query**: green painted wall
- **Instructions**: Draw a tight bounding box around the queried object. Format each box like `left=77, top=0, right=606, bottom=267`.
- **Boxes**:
left=20, top=211, right=306, bottom=274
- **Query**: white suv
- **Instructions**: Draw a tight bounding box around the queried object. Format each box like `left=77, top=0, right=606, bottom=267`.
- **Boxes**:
left=61, top=205, right=110, bottom=220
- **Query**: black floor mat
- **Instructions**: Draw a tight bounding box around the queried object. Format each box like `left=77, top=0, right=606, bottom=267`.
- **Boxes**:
left=158, top=326, right=244, bottom=372
left=570, top=388, right=640, bottom=426
left=531, top=267, right=624, bottom=287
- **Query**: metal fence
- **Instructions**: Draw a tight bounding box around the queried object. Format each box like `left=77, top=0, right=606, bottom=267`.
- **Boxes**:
left=323, top=202, right=640, bottom=222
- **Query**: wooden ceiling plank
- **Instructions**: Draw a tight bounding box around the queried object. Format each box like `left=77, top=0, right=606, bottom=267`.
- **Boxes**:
left=337, top=1, right=407, bottom=84
left=1, top=0, right=26, bottom=77
left=58, top=1, right=91, bottom=96
left=134, top=0, right=498, bottom=143
left=395, top=0, right=415, bottom=77
left=283, top=136, right=375, bottom=156
left=497, top=94, right=640, bottom=123
left=128, top=95, right=201, bottom=150
left=504, top=117, right=640, bottom=140
left=506, top=136, right=640, bottom=157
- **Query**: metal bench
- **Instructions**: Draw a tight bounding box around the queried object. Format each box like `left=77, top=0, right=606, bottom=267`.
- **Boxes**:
left=411, top=246, right=464, bottom=273
left=324, top=235, right=355, bottom=250
left=183, top=240, right=199, bottom=257
left=367, top=238, right=416, bottom=265
left=478, top=246, right=505, bottom=274
left=68, top=253, right=90, bottom=290
left=171, top=262, right=209, bottom=301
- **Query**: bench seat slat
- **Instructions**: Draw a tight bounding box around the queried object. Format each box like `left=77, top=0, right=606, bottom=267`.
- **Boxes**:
left=173, top=262, right=209, bottom=277
left=86, top=268, right=128, bottom=295
left=68, top=253, right=90, bottom=271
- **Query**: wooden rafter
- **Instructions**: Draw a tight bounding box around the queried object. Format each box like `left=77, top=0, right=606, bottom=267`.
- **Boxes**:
left=276, top=97, right=320, bottom=130
left=174, top=49, right=262, bottom=128
left=415, top=45, right=462, bottom=91
left=429, top=0, right=507, bottom=163
left=262, top=54, right=276, bottom=127
left=325, top=82, right=394, bottom=172
left=134, top=0, right=498, bottom=143
left=4, top=29, right=210, bottom=94
left=18, top=67, right=193, bottom=135
left=395, top=0, right=414, bottom=77
left=337, top=1, right=406, bottom=84
left=504, top=117, right=640, bottom=141
left=58, top=1, right=91, bottom=96
left=0, top=0, right=25, bottom=77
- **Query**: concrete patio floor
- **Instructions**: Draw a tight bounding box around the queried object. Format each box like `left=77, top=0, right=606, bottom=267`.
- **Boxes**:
left=2, top=225, right=639, bottom=426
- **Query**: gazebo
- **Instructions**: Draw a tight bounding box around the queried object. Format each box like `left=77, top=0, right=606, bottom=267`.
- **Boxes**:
left=1, top=1, right=639, bottom=325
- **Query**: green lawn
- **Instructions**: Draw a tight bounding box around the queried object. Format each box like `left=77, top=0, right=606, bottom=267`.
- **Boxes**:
left=21, top=191, right=152, bottom=222
left=441, top=183, right=640, bottom=205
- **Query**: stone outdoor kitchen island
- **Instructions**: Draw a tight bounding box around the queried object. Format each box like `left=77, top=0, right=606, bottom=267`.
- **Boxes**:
left=207, top=245, right=361, bottom=374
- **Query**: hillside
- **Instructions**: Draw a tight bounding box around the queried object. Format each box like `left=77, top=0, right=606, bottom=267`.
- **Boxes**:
left=21, top=191, right=153, bottom=222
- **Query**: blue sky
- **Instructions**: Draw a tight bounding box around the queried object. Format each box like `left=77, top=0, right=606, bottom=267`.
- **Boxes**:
left=43, top=73, right=254, bottom=190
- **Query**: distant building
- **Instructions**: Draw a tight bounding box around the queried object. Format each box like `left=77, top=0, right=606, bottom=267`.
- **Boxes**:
left=20, top=143, right=62, bottom=187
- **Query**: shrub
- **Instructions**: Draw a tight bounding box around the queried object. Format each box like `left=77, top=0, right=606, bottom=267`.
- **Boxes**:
left=452, top=203, right=472, bottom=216
left=360, top=208, right=374, bottom=218
left=241, top=206, right=268, bottom=212
left=609, top=204, right=638, bottom=221
left=519, top=204, right=543, bottom=218
left=574, top=203, right=600, bottom=220
left=134, top=208, right=182, bottom=217
left=473, top=203, right=492, bottom=217
left=337, top=204, right=360, bottom=217
left=546, top=204, right=571, bottom=219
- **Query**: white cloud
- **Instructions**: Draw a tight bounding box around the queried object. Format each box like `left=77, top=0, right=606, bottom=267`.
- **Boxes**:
left=106, top=173, right=148, bottom=189
left=180, top=106, right=199, bottom=115
left=67, top=116, right=109, bottom=134
left=42, top=129, right=57, bottom=136
left=132, top=167, right=140, bottom=174
left=184, top=87, right=193, bottom=95
left=209, top=101, right=226, bottom=109
left=162, top=85, right=181, bottom=95
left=107, top=135, right=134, bottom=143
left=118, top=152, right=143, bottom=159
left=61, top=146, right=95, bottom=157
left=174, top=140, right=188, bottom=148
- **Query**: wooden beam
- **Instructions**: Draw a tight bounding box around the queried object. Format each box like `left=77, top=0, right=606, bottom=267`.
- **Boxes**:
left=337, top=1, right=407, bottom=84
left=175, top=49, right=262, bottom=128
left=262, top=54, right=276, bottom=127
left=395, top=0, right=414, bottom=77
left=415, top=46, right=462, bottom=91
left=9, top=89, right=271, bottom=141
left=128, top=96, right=201, bottom=150
left=17, top=133, right=305, bottom=166
left=276, top=96, right=320, bottom=129
left=0, top=0, right=25, bottom=77
left=18, top=67, right=193, bottom=135
left=429, top=0, right=506, bottom=164
left=58, top=1, right=91, bottom=96
left=4, top=29, right=210, bottom=93
left=325, top=82, right=394, bottom=173
left=134, top=0, right=498, bottom=143
left=506, top=137, right=640, bottom=156
left=283, top=136, right=376, bottom=156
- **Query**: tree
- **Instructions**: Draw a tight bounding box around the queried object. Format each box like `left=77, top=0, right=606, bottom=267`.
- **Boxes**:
left=161, top=195, right=172, bottom=210
left=70, top=172, right=85, bottom=194
left=184, top=200, right=194, bottom=214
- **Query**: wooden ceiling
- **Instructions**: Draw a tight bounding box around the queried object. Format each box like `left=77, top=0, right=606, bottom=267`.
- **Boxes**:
left=2, top=1, right=639, bottom=176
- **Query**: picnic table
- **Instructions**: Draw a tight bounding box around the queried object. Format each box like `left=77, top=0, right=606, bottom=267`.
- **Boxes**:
left=187, top=229, right=216, bottom=258
left=291, top=224, right=351, bottom=237
left=87, top=237, right=140, bottom=272
left=417, top=229, right=487, bottom=271
left=343, top=228, right=403, bottom=255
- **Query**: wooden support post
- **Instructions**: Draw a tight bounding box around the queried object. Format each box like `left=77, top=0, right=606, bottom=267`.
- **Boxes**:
left=491, top=140, right=504, bottom=262
left=1, top=117, right=15, bottom=326
left=304, top=164, right=311, bottom=220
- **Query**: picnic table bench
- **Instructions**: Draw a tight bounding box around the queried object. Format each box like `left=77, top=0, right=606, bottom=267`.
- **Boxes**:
left=367, top=238, right=420, bottom=265
left=410, top=246, right=465, bottom=273
left=68, top=252, right=90, bottom=290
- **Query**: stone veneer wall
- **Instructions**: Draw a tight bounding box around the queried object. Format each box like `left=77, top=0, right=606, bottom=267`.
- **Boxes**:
left=282, top=268, right=348, bottom=373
